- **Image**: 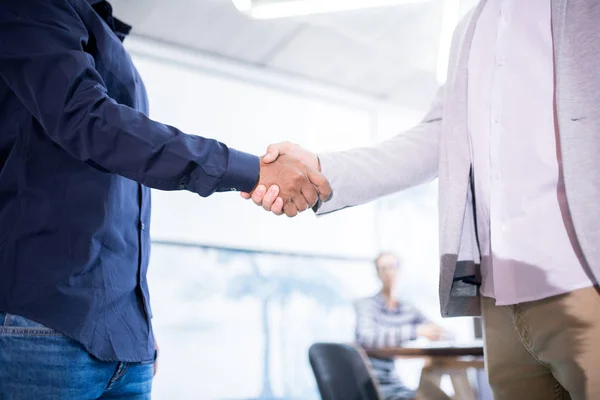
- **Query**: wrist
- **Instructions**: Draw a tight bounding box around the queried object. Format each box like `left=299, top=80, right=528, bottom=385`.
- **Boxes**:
left=221, top=150, right=260, bottom=193
left=251, top=157, right=264, bottom=193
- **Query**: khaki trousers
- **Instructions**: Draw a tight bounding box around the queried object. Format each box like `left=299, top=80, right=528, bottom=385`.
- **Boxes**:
left=482, top=286, right=600, bottom=400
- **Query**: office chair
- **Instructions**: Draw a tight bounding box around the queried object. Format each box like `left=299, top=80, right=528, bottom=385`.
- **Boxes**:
left=309, top=342, right=382, bottom=400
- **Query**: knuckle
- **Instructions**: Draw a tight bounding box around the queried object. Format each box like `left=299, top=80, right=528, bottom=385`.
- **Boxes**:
left=292, top=174, right=304, bottom=185
left=282, top=142, right=296, bottom=152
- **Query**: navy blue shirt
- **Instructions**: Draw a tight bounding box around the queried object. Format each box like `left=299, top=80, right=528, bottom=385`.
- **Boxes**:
left=0, top=0, right=260, bottom=362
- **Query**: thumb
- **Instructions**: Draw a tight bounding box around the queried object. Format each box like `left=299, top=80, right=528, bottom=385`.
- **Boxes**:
left=262, top=144, right=282, bottom=163
left=307, top=168, right=332, bottom=201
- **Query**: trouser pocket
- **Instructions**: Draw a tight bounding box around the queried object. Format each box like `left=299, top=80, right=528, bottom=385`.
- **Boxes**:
left=0, top=313, right=61, bottom=336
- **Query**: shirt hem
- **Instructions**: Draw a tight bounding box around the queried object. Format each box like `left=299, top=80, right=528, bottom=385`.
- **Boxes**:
left=481, top=281, right=597, bottom=306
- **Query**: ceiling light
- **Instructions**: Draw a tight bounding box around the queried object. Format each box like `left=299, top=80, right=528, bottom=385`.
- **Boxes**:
left=233, top=0, right=430, bottom=19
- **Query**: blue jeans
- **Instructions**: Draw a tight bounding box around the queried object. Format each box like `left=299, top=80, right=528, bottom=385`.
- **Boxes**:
left=0, top=313, right=153, bottom=399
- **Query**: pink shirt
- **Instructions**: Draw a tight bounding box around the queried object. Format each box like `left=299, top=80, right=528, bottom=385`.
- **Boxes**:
left=467, top=0, right=596, bottom=305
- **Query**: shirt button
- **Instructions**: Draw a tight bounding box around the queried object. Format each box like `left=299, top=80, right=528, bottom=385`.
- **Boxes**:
left=231, top=188, right=237, bottom=192
left=178, top=183, right=186, bottom=190
left=141, top=223, right=146, bottom=231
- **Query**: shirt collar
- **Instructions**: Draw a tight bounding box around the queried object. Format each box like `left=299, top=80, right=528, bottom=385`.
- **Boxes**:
left=374, top=292, right=402, bottom=312
left=88, top=1, right=132, bottom=42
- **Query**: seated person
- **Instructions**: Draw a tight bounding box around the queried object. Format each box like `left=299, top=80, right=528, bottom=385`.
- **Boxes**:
left=354, top=253, right=445, bottom=400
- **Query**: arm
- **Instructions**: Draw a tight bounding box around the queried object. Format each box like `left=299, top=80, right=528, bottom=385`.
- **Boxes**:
left=410, top=306, right=448, bottom=341
left=413, top=307, right=430, bottom=325
left=316, top=87, right=444, bottom=214
left=354, top=300, right=418, bottom=349
left=0, top=0, right=257, bottom=194
left=244, top=86, right=444, bottom=215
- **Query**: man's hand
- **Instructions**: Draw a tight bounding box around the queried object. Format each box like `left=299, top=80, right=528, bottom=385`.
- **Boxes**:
left=242, top=142, right=322, bottom=215
left=262, top=142, right=320, bottom=171
left=251, top=154, right=330, bottom=217
left=416, top=323, right=445, bottom=341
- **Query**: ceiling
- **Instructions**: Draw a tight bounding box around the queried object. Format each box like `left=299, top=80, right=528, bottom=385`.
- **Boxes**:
left=110, top=0, right=477, bottom=110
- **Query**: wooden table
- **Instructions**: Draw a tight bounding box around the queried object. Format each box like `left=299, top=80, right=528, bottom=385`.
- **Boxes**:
left=366, top=345, right=484, bottom=359
left=365, top=345, right=485, bottom=400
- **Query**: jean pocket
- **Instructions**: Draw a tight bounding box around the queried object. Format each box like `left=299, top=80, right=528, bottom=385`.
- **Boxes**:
left=0, top=313, right=62, bottom=336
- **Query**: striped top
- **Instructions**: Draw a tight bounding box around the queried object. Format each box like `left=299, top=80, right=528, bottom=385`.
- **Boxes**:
left=354, top=293, right=429, bottom=349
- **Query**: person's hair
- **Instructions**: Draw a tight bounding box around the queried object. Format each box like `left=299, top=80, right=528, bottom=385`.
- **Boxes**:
left=374, top=252, right=399, bottom=270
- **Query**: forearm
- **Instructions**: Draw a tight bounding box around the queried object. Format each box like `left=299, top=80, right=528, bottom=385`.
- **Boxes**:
left=315, top=87, right=444, bottom=215
left=316, top=123, right=440, bottom=215
left=54, top=93, right=259, bottom=195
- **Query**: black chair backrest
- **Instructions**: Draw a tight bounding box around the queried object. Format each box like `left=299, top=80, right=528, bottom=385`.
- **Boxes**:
left=309, top=343, right=381, bottom=400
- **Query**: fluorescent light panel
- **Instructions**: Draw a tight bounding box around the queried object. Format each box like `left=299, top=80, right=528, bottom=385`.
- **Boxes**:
left=233, top=0, right=430, bottom=19
left=232, top=0, right=461, bottom=85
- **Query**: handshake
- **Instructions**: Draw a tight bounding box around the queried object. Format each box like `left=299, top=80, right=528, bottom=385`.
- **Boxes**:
left=241, top=142, right=329, bottom=217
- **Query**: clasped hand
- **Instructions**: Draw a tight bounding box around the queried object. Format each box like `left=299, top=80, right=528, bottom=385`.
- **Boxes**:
left=242, top=142, right=327, bottom=217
